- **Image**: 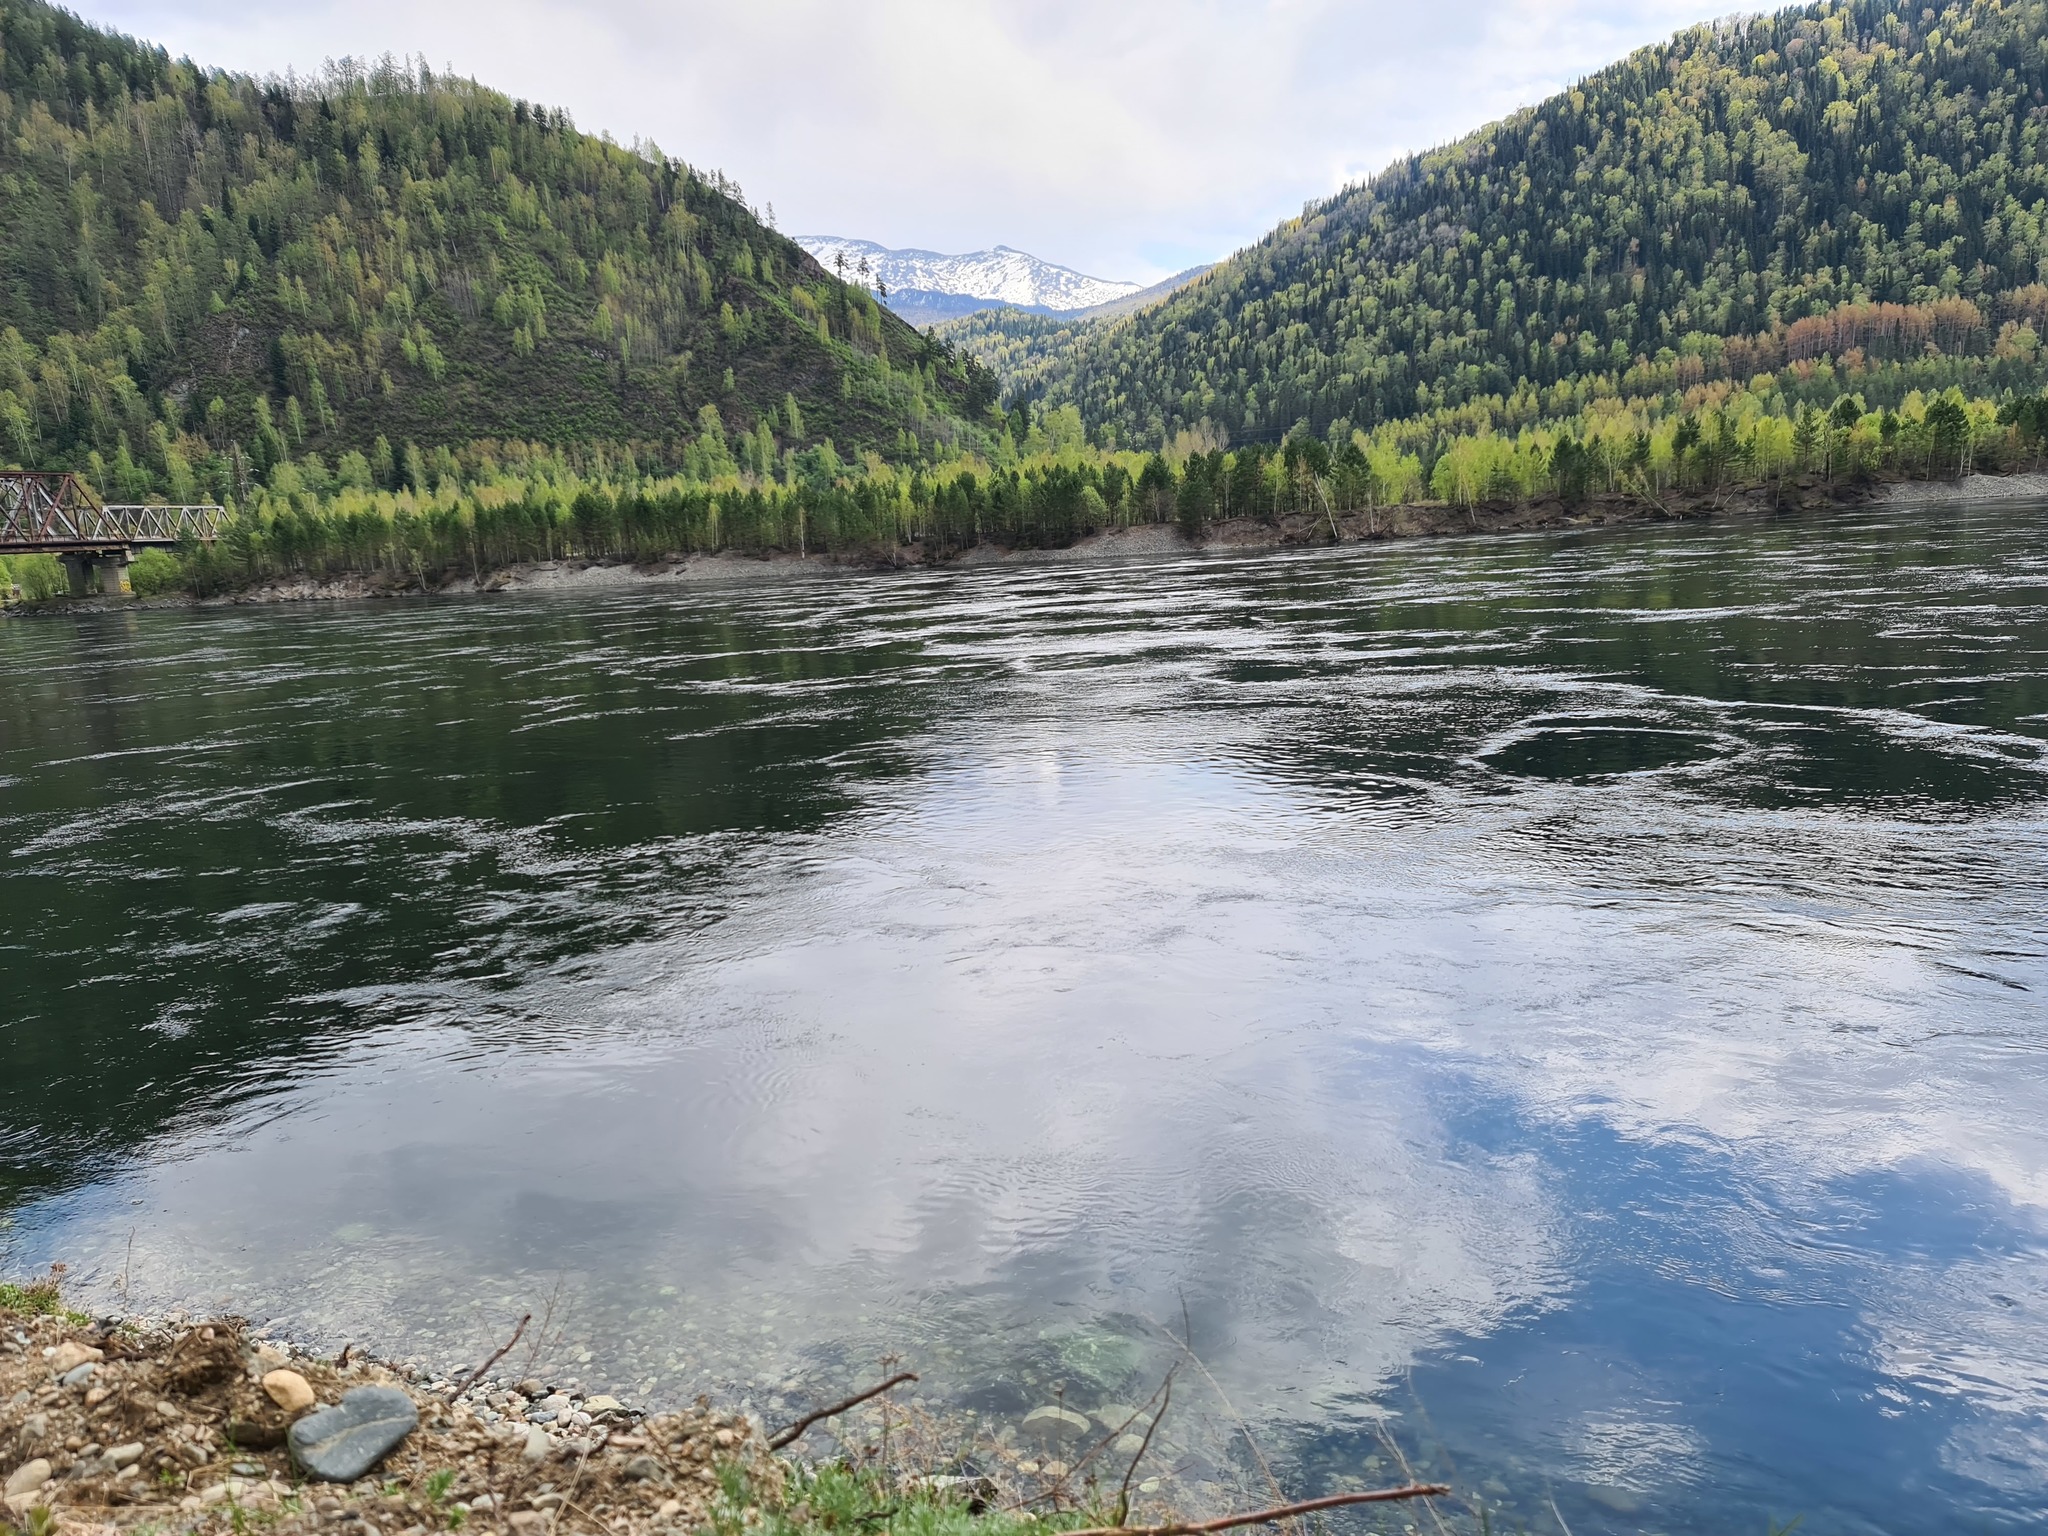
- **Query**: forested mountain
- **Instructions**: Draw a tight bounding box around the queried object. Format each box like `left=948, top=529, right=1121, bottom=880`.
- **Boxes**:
left=0, top=0, right=996, bottom=503
left=1021, top=0, right=2048, bottom=448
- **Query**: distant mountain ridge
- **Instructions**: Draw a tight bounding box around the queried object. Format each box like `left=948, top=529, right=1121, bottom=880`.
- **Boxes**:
left=793, top=237, right=1143, bottom=322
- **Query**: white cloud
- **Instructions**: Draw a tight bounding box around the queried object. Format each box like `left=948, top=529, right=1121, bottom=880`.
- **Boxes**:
left=88, top=0, right=1715, bottom=281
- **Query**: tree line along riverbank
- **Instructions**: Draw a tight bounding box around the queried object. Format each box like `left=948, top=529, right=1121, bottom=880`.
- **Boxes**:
left=1, top=385, right=2042, bottom=606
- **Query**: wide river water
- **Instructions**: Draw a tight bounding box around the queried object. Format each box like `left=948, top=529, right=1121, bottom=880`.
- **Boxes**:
left=4, top=503, right=2047, bottom=1534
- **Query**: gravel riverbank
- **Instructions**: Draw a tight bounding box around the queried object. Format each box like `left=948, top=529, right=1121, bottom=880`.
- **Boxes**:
left=2, top=1294, right=788, bottom=1536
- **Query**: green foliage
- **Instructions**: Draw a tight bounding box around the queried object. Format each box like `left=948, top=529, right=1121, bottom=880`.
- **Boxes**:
left=0, top=1276, right=64, bottom=1315
left=1012, top=0, right=2048, bottom=449
left=127, top=548, right=183, bottom=596
left=1, top=1507, right=60, bottom=1536
left=710, top=1460, right=1078, bottom=1536
left=0, top=0, right=997, bottom=499
left=0, top=553, right=65, bottom=600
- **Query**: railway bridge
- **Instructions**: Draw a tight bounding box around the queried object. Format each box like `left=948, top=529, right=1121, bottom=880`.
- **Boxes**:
left=1, top=472, right=225, bottom=595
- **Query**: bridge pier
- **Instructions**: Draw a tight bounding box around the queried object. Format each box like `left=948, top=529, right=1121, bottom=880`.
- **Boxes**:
left=58, top=551, right=132, bottom=596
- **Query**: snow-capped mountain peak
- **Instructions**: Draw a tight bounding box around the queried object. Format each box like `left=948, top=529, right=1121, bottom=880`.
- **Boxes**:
left=794, top=236, right=1141, bottom=314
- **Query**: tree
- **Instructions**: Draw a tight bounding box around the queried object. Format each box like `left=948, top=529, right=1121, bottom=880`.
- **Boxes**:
left=1550, top=435, right=1592, bottom=504
left=1924, top=398, right=1971, bottom=478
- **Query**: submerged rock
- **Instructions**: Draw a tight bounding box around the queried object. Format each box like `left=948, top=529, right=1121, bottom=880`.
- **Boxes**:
left=1020, top=1405, right=1091, bottom=1441
left=288, top=1386, right=419, bottom=1482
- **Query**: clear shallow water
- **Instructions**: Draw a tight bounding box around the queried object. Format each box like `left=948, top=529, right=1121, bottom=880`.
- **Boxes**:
left=4, top=503, right=2048, bottom=1533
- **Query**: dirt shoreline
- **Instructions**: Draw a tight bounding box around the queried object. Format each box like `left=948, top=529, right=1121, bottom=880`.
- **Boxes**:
left=11, top=471, right=2045, bottom=615
left=1, top=1297, right=783, bottom=1536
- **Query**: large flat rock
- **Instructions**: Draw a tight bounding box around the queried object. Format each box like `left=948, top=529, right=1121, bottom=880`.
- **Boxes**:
left=287, top=1386, right=418, bottom=1482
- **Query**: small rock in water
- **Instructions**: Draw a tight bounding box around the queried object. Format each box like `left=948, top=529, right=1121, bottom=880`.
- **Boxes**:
left=288, top=1386, right=419, bottom=1482
left=1584, top=1485, right=1642, bottom=1515
left=1093, top=1404, right=1141, bottom=1429
left=1020, top=1406, right=1092, bottom=1441
left=264, top=1370, right=318, bottom=1414
left=1115, top=1434, right=1146, bottom=1455
left=49, top=1343, right=102, bottom=1375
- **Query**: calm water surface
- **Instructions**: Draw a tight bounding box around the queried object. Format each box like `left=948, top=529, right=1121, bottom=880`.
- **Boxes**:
left=4, top=504, right=2048, bottom=1534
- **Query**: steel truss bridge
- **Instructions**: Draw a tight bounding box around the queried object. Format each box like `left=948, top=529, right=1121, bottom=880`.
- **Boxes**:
left=1, top=472, right=225, bottom=595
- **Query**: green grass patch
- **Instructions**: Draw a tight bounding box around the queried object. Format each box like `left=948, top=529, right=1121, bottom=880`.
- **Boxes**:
left=714, top=1462, right=1081, bottom=1536
left=0, top=1276, right=65, bottom=1316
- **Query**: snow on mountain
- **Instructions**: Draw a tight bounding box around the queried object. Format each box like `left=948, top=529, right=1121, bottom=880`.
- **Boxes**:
left=794, top=237, right=1142, bottom=313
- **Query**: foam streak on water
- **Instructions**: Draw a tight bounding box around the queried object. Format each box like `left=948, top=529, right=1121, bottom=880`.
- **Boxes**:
left=4, top=504, right=2047, bottom=1533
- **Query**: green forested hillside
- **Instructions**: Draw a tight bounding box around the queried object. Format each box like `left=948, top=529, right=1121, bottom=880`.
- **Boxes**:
left=0, top=0, right=995, bottom=504
left=1025, top=0, right=2048, bottom=447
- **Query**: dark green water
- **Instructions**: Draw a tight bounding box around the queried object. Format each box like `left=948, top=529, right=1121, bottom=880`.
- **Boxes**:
left=4, top=503, right=2047, bottom=1533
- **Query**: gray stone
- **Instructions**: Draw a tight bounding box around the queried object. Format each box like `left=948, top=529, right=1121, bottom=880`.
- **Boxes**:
left=622, top=1456, right=662, bottom=1483
left=1020, top=1406, right=1092, bottom=1442
left=519, top=1426, right=550, bottom=1464
left=288, top=1387, right=419, bottom=1483
left=59, top=1364, right=97, bottom=1389
left=5, top=1460, right=52, bottom=1498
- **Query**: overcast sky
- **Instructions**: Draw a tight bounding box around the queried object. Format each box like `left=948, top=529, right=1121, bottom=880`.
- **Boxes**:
left=90, top=0, right=1715, bottom=283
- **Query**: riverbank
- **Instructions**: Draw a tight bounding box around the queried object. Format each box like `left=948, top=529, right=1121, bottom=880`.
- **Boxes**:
left=0, top=1280, right=1446, bottom=1536
left=7, top=470, right=2041, bottom=615
left=0, top=1283, right=1034, bottom=1536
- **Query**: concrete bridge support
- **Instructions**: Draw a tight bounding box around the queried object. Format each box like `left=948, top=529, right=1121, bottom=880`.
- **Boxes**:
left=59, top=551, right=132, bottom=596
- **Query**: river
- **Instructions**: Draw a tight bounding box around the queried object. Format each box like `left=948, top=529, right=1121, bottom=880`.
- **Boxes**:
left=4, top=502, right=2046, bottom=1533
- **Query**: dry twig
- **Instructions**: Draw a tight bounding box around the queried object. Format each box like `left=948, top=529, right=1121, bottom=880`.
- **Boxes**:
left=768, top=1371, right=920, bottom=1451
left=1064, top=1484, right=1450, bottom=1536
left=1111, top=1369, right=1174, bottom=1526
left=452, top=1313, right=532, bottom=1400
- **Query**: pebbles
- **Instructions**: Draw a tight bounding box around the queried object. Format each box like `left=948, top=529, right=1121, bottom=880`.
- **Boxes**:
left=48, top=1343, right=102, bottom=1375
left=5, top=1457, right=52, bottom=1499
